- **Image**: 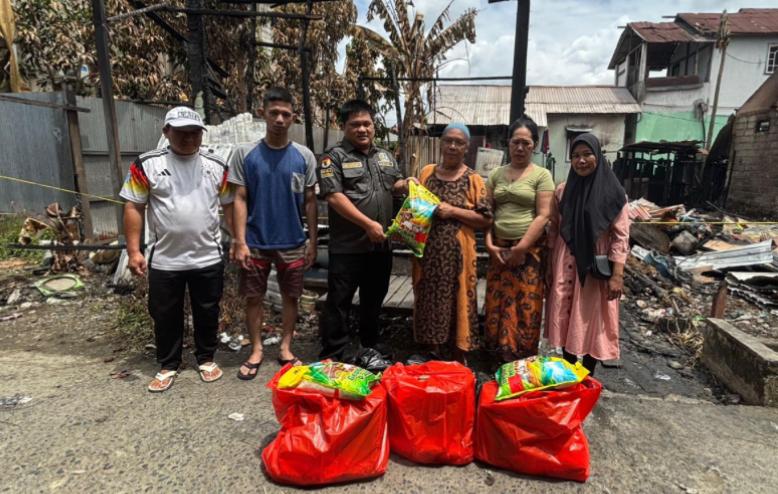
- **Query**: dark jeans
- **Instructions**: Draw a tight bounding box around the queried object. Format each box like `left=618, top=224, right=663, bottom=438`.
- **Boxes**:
left=319, top=252, right=392, bottom=360
left=563, top=349, right=598, bottom=376
left=148, top=262, right=224, bottom=371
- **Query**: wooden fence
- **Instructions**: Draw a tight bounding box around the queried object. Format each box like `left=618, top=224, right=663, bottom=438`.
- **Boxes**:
left=402, top=135, right=441, bottom=177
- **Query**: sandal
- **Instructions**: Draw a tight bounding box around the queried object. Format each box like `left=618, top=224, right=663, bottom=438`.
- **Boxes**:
left=237, top=358, right=263, bottom=381
left=148, top=370, right=177, bottom=393
left=277, top=356, right=301, bottom=366
left=198, top=362, right=223, bottom=383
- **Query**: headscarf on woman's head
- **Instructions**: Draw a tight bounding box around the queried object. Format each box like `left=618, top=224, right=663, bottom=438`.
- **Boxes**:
left=559, top=133, right=627, bottom=284
left=442, top=122, right=471, bottom=140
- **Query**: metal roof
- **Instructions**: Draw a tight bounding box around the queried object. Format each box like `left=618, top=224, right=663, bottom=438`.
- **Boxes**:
left=429, top=85, right=641, bottom=127
left=629, top=22, right=707, bottom=43
left=677, top=9, right=778, bottom=37
left=609, top=9, right=778, bottom=69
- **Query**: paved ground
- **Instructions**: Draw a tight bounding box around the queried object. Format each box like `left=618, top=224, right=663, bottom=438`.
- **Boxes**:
left=1, top=295, right=777, bottom=493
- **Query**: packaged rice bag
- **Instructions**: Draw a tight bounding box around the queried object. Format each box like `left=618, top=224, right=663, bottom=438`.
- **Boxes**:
left=386, top=181, right=440, bottom=258
left=277, top=360, right=380, bottom=400
left=495, top=356, right=589, bottom=401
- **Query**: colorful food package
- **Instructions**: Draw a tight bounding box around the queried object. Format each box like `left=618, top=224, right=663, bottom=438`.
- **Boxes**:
left=382, top=361, right=475, bottom=465
left=277, top=360, right=380, bottom=400
left=495, top=356, right=589, bottom=401
left=263, top=365, right=390, bottom=486
left=386, top=180, right=440, bottom=257
left=475, top=378, right=602, bottom=482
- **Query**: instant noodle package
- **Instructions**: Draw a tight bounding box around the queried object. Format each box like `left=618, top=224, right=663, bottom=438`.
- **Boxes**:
left=495, top=356, right=589, bottom=401
left=276, top=360, right=379, bottom=400
left=386, top=181, right=440, bottom=257
left=382, top=361, right=475, bottom=465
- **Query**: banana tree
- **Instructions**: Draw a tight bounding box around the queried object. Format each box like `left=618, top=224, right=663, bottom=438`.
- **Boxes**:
left=352, top=0, right=476, bottom=147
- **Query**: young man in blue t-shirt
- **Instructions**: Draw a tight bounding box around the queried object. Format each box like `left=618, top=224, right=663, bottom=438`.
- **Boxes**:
left=228, top=87, right=317, bottom=379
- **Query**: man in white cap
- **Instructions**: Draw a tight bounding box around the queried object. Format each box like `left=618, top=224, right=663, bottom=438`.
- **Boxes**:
left=121, top=107, right=234, bottom=392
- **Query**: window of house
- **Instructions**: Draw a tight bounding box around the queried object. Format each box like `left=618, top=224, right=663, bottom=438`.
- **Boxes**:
left=767, top=44, right=778, bottom=74
left=756, top=119, right=770, bottom=133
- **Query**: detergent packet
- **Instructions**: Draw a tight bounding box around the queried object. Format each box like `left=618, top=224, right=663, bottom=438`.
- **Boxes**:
left=386, top=181, right=440, bottom=258
left=494, top=356, right=589, bottom=401
left=277, top=360, right=380, bottom=400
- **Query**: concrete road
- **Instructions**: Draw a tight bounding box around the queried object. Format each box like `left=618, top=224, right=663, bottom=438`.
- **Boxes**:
left=1, top=298, right=777, bottom=494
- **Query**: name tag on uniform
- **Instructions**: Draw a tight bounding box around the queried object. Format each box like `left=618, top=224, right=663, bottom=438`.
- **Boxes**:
left=377, top=153, right=393, bottom=167
left=342, top=161, right=363, bottom=169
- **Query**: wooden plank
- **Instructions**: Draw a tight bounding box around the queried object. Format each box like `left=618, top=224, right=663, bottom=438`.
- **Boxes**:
left=397, top=279, right=416, bottom=309
left=387, top=277, right=413, bottom=309
left=383, top=275, right=404, bottom=304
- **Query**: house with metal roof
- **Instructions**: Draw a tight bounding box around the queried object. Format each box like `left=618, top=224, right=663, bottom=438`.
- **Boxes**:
left=609, top=8, right=778, bottom=145
left=428, top=84, right=641, bottom=181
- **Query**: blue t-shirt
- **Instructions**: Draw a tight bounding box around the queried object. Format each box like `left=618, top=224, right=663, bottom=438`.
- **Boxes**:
left=227, top=140, right=317, bottom=250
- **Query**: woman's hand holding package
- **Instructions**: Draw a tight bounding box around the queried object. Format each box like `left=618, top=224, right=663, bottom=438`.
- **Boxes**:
left=435, top=202, right=456, bottom=219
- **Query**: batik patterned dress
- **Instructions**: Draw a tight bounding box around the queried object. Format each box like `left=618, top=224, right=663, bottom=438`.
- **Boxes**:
left=412, top=164, right=492, bottom=351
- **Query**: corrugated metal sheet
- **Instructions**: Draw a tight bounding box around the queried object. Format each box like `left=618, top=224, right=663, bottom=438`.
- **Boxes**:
left=0, top=92, right=75, bottom=213
left=430, top=85, right=641, bottom=127
left=629, top=21, right=708, bottom=43
left=678, top=9, right=778, bottom=37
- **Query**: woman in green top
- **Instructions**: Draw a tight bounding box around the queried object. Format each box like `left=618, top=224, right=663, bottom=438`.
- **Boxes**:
left=484, top=116, right=555, bottom=362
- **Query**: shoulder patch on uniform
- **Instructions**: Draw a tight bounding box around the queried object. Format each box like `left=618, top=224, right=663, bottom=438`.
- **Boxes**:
left=377, top=152, right=394, bottom=167
left=321, top=156, right=332, bottom=168
left=320, top=168, right=335, bottom=178
left=342, top=161, right=363, bottom=170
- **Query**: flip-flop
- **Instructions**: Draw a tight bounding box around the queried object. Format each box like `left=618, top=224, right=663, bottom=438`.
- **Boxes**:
left=198, top=362, right=223, bottom=383
left=148, top=370, right=177, bottom=393
left=277, top=357, right=301, bottom=366
left=237, top=359, right=263, bottom=381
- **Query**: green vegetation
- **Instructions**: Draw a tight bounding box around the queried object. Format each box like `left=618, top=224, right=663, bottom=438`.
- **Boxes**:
left=0, top=214, right=51, bottom=263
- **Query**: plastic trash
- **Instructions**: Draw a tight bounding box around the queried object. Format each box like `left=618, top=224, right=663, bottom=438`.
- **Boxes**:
left=228, top=412, right=245, bottom=421
left=262, top=334, right=281, bottom=346
left=355, top=347, right=393, bottom=373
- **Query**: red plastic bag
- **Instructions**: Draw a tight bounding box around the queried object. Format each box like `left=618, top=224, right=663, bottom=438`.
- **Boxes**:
left=261, top=365, right=390, bottom=486
left=475, top=377, right=602, bottom=482
left=382, top=361, right=475, bottom=465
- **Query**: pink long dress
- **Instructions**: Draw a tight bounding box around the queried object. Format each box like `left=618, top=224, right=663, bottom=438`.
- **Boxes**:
left=544, top=183, right=631, bottom=361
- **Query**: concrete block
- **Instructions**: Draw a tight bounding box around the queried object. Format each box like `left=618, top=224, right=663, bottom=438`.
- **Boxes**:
left=702, top=319, right=778, bottom=407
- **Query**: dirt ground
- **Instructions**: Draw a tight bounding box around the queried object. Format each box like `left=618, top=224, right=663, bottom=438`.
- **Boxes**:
left=1, top=268, right=778, bottom=493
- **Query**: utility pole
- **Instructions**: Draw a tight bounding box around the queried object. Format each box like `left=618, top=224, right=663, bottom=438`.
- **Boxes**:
left=489, top=0, right=530, bottom=123
left=186, top=0, right=211, bottom=122
left=706, top=10, right=729, bottom=149
left=91, top=0, right=124, bottom=235
left=510, top=0, right=530, bottom=122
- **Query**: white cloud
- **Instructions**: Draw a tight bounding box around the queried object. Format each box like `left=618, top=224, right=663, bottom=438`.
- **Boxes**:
left=352, top=0, right=778, bottom=86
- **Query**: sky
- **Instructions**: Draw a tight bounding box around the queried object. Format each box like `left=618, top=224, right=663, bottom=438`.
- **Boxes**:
left=349, top=0, right=778, bottom=86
